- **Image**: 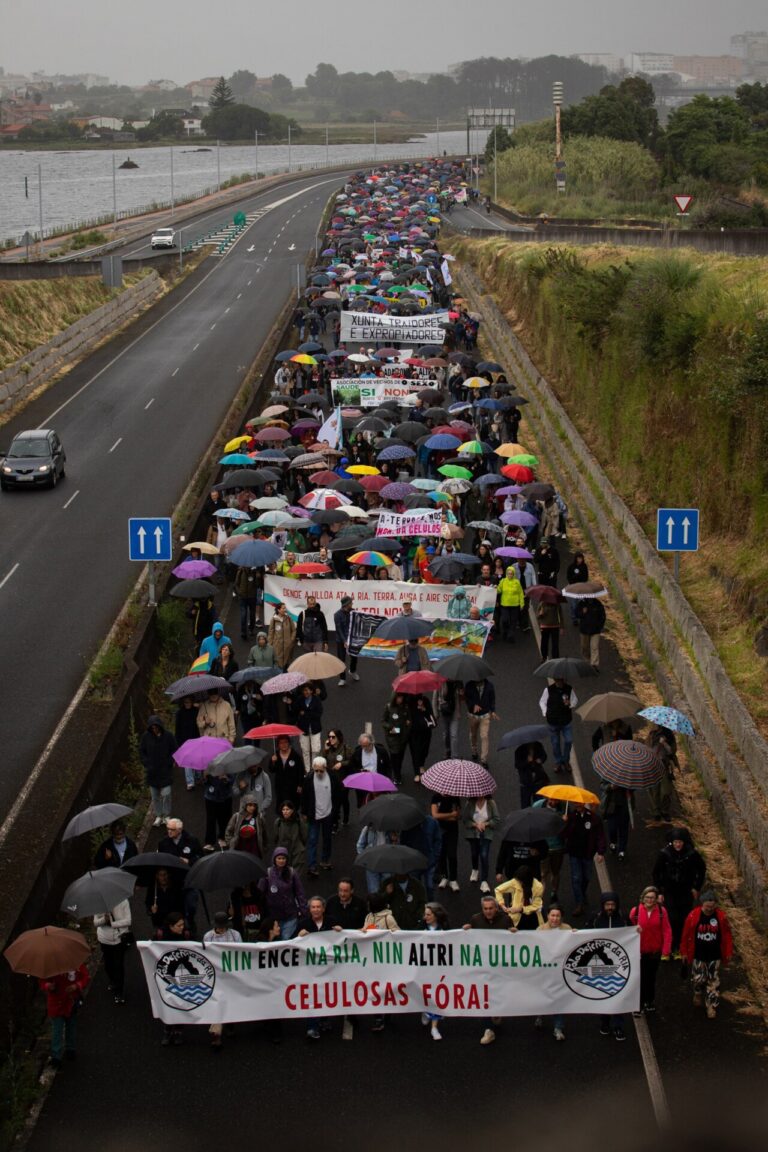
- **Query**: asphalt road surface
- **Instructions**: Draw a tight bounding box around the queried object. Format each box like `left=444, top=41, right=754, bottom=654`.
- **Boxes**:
left=0, top=172, right=345, bottom=820
left=27, top=602, right=766, bottom=1150
left=449, top=202, right=534, bottom=234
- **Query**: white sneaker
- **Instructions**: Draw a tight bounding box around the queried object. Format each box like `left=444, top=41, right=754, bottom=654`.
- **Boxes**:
left=449, top=880, right=460, bottom=892
left=431, top=1024, right=442, bottom=1041
left=554, top=1028, right=565, bottom=1042
left=480, top=881, right=491, bottom=893
left=337, top=679, right=346, bottom=687
left=480, top=1028, right=496, bottom=1045
left=438, top=878, right=449, bottom=889
left=421, top=1013, right=430, bottom=1026
left=350, top=672, right=360, bottom=681
left=152, top=817, right=164, bottom=828
left=469, top=869, right=479, bottom=883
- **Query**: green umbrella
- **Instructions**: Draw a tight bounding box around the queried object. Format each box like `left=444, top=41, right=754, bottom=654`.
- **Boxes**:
left=508, top=454, right=539, bottom=467
left=438, top=464, right=473, bottom=481
left=457, top=440, right=485, bottom=456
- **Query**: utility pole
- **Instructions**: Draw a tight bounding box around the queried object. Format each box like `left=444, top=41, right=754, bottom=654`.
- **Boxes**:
left=37, top=164, right=44, bottom=256
left=493, top=123, right=498, bottom=202
left=254, top=129, right=259, bottom=178
left=170, top=145, right=174, bottom=220
left=216, top=139, right=221, bottom=191
left=436, top=116, right=440, bottom=155
left=288, top=124, right=292, bottom=172
left=553, top=81, right=566, bottom=194
left=373, top=120, right=377, bottom=164
left=112, top=152, right=117, bottom=225
left=325, top=124, right=329, bottom=168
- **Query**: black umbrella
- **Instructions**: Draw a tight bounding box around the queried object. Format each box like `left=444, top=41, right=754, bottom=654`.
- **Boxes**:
left=355, top=417, right=389, bottom=433
left=433, top=653, right=494, bottom=682
left=229, top=667, right=282, bottom=685
left=394, top=421, right=428, bottom=442
left=355, top=536, right=401, bottom=554
left=330, top=478, right=365, bottom=495
left=357, top=794, right=425, bottom=832
left=476, top=361, right=504, bottom=374
left=170, top=579, right=218, bottom=600
left=355, top=844, right=427, bottom=873
left=374, top=616, right=433, bottom=641
left=209, top=746, right=266, bottom=776
left=121, top=852, right=187, bottom=888
left=61, top=868, right=136, bottom=917
left=428, top=554, right=481, bottom=581
left=298, top=392, right=330, bottom=408
left=218, top=469, right=266, bottom=490
left=403, top=494, right=434, bottom=509
left=62, top=803, right=134, bottom=842
left=328, top=534, right=367, bottom=552
left=165, top=674, right=232, bottom=700
left=500, top=808, right=564, bottom=842
left=533, top=658, right=598, bottom=680
left=424, top=407, right=450, bottom=421
left=498, top=725, right=551, bottom=752
left=185, top=851, right=267, bottom=891
left=311, top=508, right=350, bottom=526
left=519, top=483, right=555, bottom=500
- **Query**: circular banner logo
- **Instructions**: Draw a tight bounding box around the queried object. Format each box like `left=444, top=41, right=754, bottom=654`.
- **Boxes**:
left=562, top=937, right=631, bottom=1001
left=155, top=948, right=215, bottom=1012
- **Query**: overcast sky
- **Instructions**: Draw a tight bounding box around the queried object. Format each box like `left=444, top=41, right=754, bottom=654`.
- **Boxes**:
left=3, top=0, right=766, bottom=86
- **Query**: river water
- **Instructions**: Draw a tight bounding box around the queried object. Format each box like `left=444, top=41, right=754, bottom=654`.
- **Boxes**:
left=0, top=129, right=484, bottom=245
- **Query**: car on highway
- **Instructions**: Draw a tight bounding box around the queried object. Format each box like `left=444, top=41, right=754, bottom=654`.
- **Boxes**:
left=1, top=429, right=66, bottom=490
left=150, top=227, right=176, bottom=249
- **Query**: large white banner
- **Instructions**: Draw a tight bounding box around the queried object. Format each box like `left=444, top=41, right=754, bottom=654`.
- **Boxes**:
left=376, top=509, right=444, bottom=537
left=331, top=379, right=431, bottom=407
left=138, top=929, right=640, bottom=1024
left=340, top=311, right=448, bottom=345
left=264, top=575, right=496, bottom=628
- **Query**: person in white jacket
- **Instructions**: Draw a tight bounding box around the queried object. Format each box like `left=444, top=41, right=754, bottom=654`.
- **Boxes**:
left=93, top=899, right=132, bottom=1004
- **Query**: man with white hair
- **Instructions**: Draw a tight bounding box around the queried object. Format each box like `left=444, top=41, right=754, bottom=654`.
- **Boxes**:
left=301, top=757, right=343, bottom=878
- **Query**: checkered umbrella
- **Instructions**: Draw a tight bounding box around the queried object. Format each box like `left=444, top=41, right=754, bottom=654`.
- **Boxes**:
left=592, top=740, right=664, bottom=790
left=420, top=760, right=497, bottom=798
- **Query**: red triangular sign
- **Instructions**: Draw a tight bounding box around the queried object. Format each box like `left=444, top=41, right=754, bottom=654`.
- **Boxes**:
left=674, top=195, right=693, bottom=214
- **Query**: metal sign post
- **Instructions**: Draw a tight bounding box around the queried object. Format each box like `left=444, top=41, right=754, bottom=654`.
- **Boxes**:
left=656, top=507, right=700, bottom=581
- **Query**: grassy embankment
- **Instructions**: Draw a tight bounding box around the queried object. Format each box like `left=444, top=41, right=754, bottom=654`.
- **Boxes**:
left=453, top=237, right=768, bottom=729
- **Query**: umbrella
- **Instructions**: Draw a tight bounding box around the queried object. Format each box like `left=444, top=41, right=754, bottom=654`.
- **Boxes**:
left=208, top=746, right=267, bottom=775
left=170, top=579, right=218, bottom=600
left=526, top=585, right=565, bottom=604
left=497, top=725, right=551, bottom=752
left=182, top=541, right=219, bottom=556
left=250, top=496, right=289, bottom=511
left=637, top=707, right=695, bottom=737
left=330, top=479, right=364, bottom=496
left=520, top=483, right=555, bottom=500
left=290, top=562, right=332, bottom=576
left=164, top=674, right=232, bottom=701
left=438, top=465, right=472, bottom=481
left=348, top=550, right=391, bottom=568
left=4, top=927, right=90, bottom=979
left=537, top=784, right=600, bottom=805
left=533, top=658, right=597, bottom=680
left=224, top=435, right=253, bottom=452
left=185, top=851, right=267, bottom=891
left=62, top=803, right=134, bottom=842
left=495, top=546, right=533, bottom=561
left=261, top=671, right=308, bottom=696
left=300, top=488, right=351, bottom=510
left=592, top=741, right=664, bottom=790
left=428, top=555, right=480, bottom=581
left=500, top=511, right=538, bottom=528
left=578, top=693, right=643, bottom=724
left=355, top=844, right=427, bottom=872
left=377, top=445, right=416, bottom=462
left=343, top=772, right=397, bottom=793
left=172, top=559, right=217, bottom=580
left=218, top=468, right=266, bottom=490
left=373, top=617, right=433, bottom=641
left=392, top=670, right=446, bottom=694
left=421, top=760, right=496, bottom=798
left=346, top=465, right=380, bottom=476
left=467, top=520, right=504, bottom=537
left=356, top=793, right=425, bottom=832
left=562, top=581, right=608, bottom=600
left=121, top=852, right=189, bottom=886
left=61, top=868, right=136, bottom=918
left=173, top=736, right=232, bottom=772
left=380, top=482, right=415, bottom=501
left=433, top=653, right=493, bottom=682
left=243, top=723, right=302, bottom=739
left=424, top=434, right=461, bottom=452
left=229, top=540, right=282, bottom=567
left=501, top=808, right=564, bottom=841
left=311, top=509, right=350, bottom=526
left=288, top=652, right=346, bottom=679
left=356, top=536, right=401, bottom=554
left=229, top=667, right=282, bottom=686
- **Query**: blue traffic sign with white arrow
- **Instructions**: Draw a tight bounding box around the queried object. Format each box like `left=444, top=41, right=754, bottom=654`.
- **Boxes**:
left=656, top=508, right=699, bottom=552
left=128, top=517, right=173, bottom=562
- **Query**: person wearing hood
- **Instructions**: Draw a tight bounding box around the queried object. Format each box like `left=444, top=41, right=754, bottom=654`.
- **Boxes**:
left=447, top=586, right=471, bottom=619
left=196, top=688, right=236, bottom=743
left=495, top=566, right=524, bottom=641
left=199, top=621, right=231, bottom=663
left=588, top=892, right=630, bottom=1040
left=248, top=631, right=276, bottom=669
left=273, top=799, right=307, bottom=873
left=139, top=715, right=177, bottom=827
left=224, top=794, right=265, bottom=855
left=652, top=827, right=706, bottom=955
left=258, top=847, right=308, bottom=940
left=268, top=602, right=297, bottom=670
left=680, top=890, right=733, bottom=1019
left=233, top=757, right=272, bottom=811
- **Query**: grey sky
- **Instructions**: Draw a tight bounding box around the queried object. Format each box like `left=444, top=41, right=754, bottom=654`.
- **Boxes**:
left=3, top=0, right=766, bottom=86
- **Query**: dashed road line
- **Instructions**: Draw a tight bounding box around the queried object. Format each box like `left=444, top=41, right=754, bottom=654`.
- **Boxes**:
left=62, top=489, right=80, bottom=509
left=171, top=367, right=179, bottom=377
left=108, top=438, right=122, bottom=453
left=193, top=343, right=200, bottom=351
left=144, top=398, right=155, bottom=410
left=0, top=563, right=19, bottom=591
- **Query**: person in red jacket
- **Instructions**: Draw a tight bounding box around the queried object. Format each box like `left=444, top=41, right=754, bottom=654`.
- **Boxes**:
left=629, top=886, right=671, bottom=1016
left=680, top=891, right=734, bottom=1020
left=39, top=964, right=90, bottom=1067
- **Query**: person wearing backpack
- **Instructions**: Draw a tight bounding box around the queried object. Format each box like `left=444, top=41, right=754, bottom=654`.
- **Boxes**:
left=297, top=596, right=328, bottom=652
left=576, top=597, right=606, bottom=672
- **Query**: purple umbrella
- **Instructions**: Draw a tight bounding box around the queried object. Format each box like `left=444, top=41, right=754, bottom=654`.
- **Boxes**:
left=171, top=559, right=217, bottom=580
left=173, top=736, right=232, bottom=772
left=261, top=671, right=308, bottom=696
left=380, top=482, right=415, bottom=501
left=343, top=772, right=398, bottom=793
left=495, top=546, right=534, bottom=560
left=496, top=485, right=523, bottom=496
left=420, top=759, right=497, bottom=798
left=500, top=511, right=538, bottom=528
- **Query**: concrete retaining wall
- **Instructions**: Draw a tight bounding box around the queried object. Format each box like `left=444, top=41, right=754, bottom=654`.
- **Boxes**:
left=0, top=272, right=162, bottom=416
left=455, top=259, right=768, bottom=923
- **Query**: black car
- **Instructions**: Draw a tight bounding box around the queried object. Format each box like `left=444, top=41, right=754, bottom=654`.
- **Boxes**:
left=1, top=429, right=66, bottom=490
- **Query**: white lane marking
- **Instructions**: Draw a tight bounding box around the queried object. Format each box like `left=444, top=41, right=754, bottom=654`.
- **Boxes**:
left=62, top=489, right=80, bottom=509
left=210, top=323, right=217, bottom=330
left=224, top=307, right=231, bottom=314
left=171, top=367, right=179, bottom=377
left=144, top=398, right=155, bottom=410
left=39, top=177, right=340, bottom=428
left=108, top=438, right=122, bottom=453
left=237, top=293, right=242, bottom=299
left=193, top=342, right=200, bottom=351
left=247, top=280, right=252, bottom=286
left=0, top=563, right=19, bottom=590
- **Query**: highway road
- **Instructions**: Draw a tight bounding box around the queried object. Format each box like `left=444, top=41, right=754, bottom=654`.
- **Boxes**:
left=0, top=172, right=346, bottom=820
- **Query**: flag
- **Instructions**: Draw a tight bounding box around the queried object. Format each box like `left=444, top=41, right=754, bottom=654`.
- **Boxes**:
left=425, top=267, right=434, bottom=286
left=441, top=259, right=453, bottom=287
left=317, top=405, right=342, bottom=449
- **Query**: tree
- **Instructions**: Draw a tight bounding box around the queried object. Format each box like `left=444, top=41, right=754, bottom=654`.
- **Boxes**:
left=202, top=103, right=271, bottom=141
left=271, top=73, right=293, bottom=100
left=305, top=63, right=339, bottom=99
left=209, top=76, right=235, bottom=110
left=563, top=77, right=659, bottom=148
left=136, top=110, right=184, bottom=141
left=484, top=125, right=514, bottom=164
left=663, top=95, right=751, bottom=180
left=228, top=70, right=257, bottom=99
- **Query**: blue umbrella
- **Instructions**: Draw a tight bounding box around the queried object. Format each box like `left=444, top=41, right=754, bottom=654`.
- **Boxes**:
left=474, top=398, right=505, bottom=411
left=298, top=341, right=324, bottom=352
left=213, top=508, right=251, bottom=520
left=275, top=349, right=300, bottom=361
left=229, top=540, right=283, bottom=567
left=219, top=453, right=254, bottom=466
left=424, top=434, right=461, bottom=451
left=377, top=444, right=416, bottom=461
left=475, top=473, right=504, bottom=486
left=637, top=707, right=695, bottom=737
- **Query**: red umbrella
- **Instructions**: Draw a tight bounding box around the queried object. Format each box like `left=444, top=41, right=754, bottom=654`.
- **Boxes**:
left=244, top=724, right=302, bottom=739
left=290, top=562, right=332, bottom=575
left=360, top=475, right=389, bottom=492
left=309, top=470, right=340, bottom=486
left=501, top=464, right=535, bottom=483
left=392, top=670, right=446, bottom=694
left=526, top=585, right=565, bottom=604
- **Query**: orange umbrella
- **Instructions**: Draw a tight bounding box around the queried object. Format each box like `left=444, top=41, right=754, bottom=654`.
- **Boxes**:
left=495, top=443, right=529, bottom=458
left=5, top=926, right=90, bottom=978
left=537, top=784, right=600, bottom=806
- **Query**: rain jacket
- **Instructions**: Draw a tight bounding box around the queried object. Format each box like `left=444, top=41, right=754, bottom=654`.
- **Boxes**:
left=447, top=587, right=471, bottom=619
left=199, top=621, right=231, bottom=661
left=267, top=614, right=296, bottom=667
left=629, top=901, right=672, bottom=956
left=248, top=635, right=276, bottom=668
left=496, top=569, right=524, bottom=608
left=494, top=876, right=545, bottom=928
left=39, top=965, right=90, bottom=1018
left=258, top=848, right=307, bottom=922
left=680, top=905, right=733, bottom=965
left=272, top=812, right=308, bottom=872
left=140, top=715, right=177, bottom=789
left=196, top=696, right=236, bottom=743
left=382, top=699, right=412, bottom=753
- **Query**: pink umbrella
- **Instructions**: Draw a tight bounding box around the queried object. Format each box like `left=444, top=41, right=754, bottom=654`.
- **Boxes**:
left=261, top=671, right=308, bottom=696
left=172, top=559, right=217, bottom=580
left=420, top=759, right=497, bottom=798
left=173, top=736, right=232, bottom=772
left=253, top=427, right=291, bottom=442
left=343, top=772, right=397, bottom=793
left=495, top=546, right=534, bottom=560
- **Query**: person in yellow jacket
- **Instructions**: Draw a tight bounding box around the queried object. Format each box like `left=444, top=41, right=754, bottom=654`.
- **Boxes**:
left=494, top=865, right=544, bottom=929
left=496, top=566, right=525, bottom=642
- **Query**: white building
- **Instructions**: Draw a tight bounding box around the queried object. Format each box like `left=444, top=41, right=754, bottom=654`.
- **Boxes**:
left=574, top=53, right=624, bottom=74
left=624, top=53, right=675, bottom=76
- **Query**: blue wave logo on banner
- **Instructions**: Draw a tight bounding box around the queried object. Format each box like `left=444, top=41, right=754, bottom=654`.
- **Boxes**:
left=563, top=937, right=632, bottom=1002
left=155, top=948, right=215, bottom=1012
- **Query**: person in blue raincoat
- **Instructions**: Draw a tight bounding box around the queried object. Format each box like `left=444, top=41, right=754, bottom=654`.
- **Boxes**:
left=199, top=621, right=231, bottom=662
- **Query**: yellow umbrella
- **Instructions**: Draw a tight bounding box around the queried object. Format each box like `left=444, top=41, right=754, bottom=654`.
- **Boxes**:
left=464, top=376, right=491, bottom=389
left=495, top=442, right=530, bottom=458
left=182, top=541, right=220, bottom=555
left=537, top=784, right=600, bottom=806
left=225, top=435, right=251, bottom=453
left=291, top=354, right=317, bottom=366
left=346, top=465, right=380, bottom=476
